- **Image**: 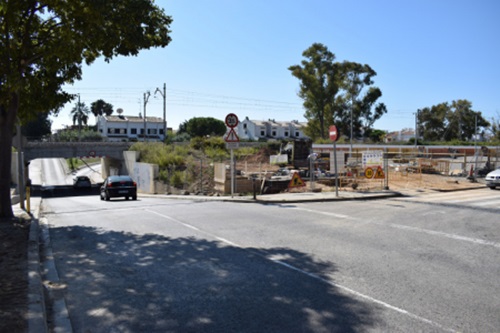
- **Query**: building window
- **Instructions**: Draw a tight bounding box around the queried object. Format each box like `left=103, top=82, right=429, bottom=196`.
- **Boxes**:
left=295, top=132, right=300, bottom=137
left=243, top=124, right=247, bottom=129
left=131, top=128, right=137, bottom=135
left=285, top=131, right=289, bottom=137
left=260, top=130, right=265, bottom=136
left=159, top=129, right=164, bottom=135
left=272, top=131, right=276, bottom=136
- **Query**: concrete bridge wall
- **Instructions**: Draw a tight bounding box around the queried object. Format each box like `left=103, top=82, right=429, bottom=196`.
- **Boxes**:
left=23, top=142, right=133, bottom=161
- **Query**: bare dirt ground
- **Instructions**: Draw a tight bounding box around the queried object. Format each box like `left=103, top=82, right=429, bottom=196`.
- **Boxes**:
left=0, top=214, right=31, bottom=333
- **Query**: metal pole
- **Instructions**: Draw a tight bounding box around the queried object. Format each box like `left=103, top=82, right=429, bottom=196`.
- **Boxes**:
left=78, top=94, right=81, bottom=142
left=143, top=91, right=150, bottom=142
left=230, top=149, right=234, bottom=198
left=474, top=113, right=478, bottom=179
left=163, top=83, right=166, bottom=140
left=333, top=141, right=339, bottom=197
left=143, top=93, right=146, bottom=142
left=350, top=97, right=353, bottom=157
left=16, top=123, right=25, bottom=209
left=414, top=110, right=418, bottom=150
left=200, top=159, right=203, bottom=193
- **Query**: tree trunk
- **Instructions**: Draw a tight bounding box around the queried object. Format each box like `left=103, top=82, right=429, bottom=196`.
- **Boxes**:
left=0, top=94, right=19, bottom=219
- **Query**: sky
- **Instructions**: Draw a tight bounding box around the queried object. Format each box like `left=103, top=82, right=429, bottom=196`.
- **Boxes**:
left=51, top=0, right=500, bottom=134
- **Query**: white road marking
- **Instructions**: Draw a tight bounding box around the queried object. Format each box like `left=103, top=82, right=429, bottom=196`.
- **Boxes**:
left=291, top=207, right=500, bottom=248
left=145, top=208, right=456, bottom=332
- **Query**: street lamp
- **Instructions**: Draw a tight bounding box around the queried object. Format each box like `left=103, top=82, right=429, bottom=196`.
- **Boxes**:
left=143, top=91, right=150, bottom=142
left=154, top=83, right=166, bottom=141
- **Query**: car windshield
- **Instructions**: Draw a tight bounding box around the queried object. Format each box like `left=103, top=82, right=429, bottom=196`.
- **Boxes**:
left=109, top=176, right=133, bottom=182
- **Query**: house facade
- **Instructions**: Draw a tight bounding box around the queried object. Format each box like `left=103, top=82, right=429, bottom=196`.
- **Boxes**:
left=237, top=117, right=308, bottom=141
left=97, top=114, right=166, bottom=142
left=385, top=128, right=415, bottom=143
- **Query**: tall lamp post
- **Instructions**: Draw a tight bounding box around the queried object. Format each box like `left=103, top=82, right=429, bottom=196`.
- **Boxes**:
left=154, top=83, right=166, bottom=140
left=143, top=91, right=150, bottom=142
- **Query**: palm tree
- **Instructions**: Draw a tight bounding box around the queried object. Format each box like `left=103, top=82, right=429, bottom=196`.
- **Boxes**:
left=70, top=101, right=90, bottom=127
left=70, top=101, right=90, bottom=141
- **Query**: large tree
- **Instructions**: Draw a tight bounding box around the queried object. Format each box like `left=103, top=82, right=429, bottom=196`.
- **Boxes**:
left=288, top=43, right=341, bottom=140
left=0, top=1, right=172, bottom=218
left=70, top=101, right=90, bottom=127
left=21, top=112, right=52, bottom=140
left=418, top=100, right=489, bottom=142
left=289, top=44, right=386, bottom=141
left=338, top=61, right=387, bottom=140
left=90, top=99, right=114, bottom=117
left=183, top=117, right=227, bottom=138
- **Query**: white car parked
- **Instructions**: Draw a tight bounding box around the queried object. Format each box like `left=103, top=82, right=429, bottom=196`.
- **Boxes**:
left=485, top=167, right=500, bottom=189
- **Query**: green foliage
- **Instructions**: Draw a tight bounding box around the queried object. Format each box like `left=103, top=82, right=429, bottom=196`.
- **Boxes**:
left=170, top=132, right=191, bottom=142
left=90, top=100, right=114, bottom=117
left=0, top=0, right=172, bottom=217
left=21, top=112, right=52, bottom=140
left=289, top=43, right=386, bottom=140
left=182, top=117, right=227, bottom=138
left=234, top=147, right=259, bottom=158
left=130, top=142, right=190, bottom=167
left=55, top=129, right=103, bottom=142
left=418, top=100, right=489, bottom=142
left=70, top=101, right=90, bottom=126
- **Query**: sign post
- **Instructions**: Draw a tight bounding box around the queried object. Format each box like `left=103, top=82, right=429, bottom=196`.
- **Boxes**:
left=225, top=113, right=239, bottom=197
left=329, top=125, right=339, bottom=197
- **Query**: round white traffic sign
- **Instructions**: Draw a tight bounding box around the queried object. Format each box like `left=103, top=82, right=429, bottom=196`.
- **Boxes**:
left=225, top=113, right=239, bottom=128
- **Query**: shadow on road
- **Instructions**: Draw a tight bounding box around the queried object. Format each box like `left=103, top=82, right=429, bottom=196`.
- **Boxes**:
left=46, top=225, right=381, bottom=332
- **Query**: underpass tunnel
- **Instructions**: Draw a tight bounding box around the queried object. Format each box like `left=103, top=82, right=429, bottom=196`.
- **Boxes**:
left=101, top=156, right=124, bottom=179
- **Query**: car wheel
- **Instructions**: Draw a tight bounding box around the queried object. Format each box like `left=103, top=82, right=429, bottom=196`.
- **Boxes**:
left=132, top=195, right=137, bottom=200
left=489, top=186, right=496, bottom=190
left=125, top=196, right=129, bottom=200
left=105, top=192, right=110, bottom=201
left=100, top=193, right=103, bottom=201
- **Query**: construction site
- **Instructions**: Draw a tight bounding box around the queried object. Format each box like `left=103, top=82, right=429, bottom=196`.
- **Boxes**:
left=213, top=141, right=499, bottom=195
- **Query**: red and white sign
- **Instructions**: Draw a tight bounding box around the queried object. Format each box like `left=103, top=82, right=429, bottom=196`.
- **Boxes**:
left=225, top=113, right=239, bottom=128
left=224, top=128, right=240, bottom=142
left=329, top=125, right=339, bottom=142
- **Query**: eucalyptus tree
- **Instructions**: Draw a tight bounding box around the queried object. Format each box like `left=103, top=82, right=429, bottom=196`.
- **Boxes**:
left=0, top=0, right=172, bottom=218
left=289, top=43, right=386, bottom=141
left=288, top=43, right=341, bottom=140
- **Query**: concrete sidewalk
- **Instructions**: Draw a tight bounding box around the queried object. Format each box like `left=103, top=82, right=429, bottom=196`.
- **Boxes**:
left=143, top=188, right=404, bottom=204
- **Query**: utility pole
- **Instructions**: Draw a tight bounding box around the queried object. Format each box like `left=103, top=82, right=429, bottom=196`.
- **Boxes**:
left=78, top=94, right=81, bottom=142
left=143, top=91, right=150, bottom=142
left=414, top=109, right=419, bottom=150
left=474, top=113, right=478, bottom=179
left=154, top=83, right=167, bottom=141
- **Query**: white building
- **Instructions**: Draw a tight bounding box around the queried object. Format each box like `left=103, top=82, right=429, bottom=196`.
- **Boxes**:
left=237, top=117, right=308, bottom=140
left=97, top=114, right=166, bottom=142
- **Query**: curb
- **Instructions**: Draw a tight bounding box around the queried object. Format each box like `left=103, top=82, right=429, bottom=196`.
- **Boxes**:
left=27, top=204, right=48, bottom=333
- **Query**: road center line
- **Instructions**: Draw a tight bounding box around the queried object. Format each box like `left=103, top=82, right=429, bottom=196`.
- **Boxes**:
left=291, top=207, right=500, bottom=248
left=145, top=208, right=455, bottom=332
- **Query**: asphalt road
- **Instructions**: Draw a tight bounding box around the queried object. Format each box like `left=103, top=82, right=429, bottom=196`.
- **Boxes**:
left=39, top=194, right=500, bottom=332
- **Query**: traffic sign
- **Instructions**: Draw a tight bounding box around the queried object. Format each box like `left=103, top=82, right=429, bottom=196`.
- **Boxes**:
left=288, top=172, right=306, bottom=188
left=226, top=142, right=240, bottom=149
left=224, top=128, right=240, bottom=142
left=329, top=125, right=339, bottom=142
left=365, top=167, right=374, bottom=179
left=374, top=166, right=385, bottom=179
left=225, top=113, right=239, bottom=128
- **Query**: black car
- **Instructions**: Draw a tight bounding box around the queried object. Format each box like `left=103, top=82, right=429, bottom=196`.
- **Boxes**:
left=100, top=175, right=137, bottom=201
left=73, top=175, right=92, bottom=189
